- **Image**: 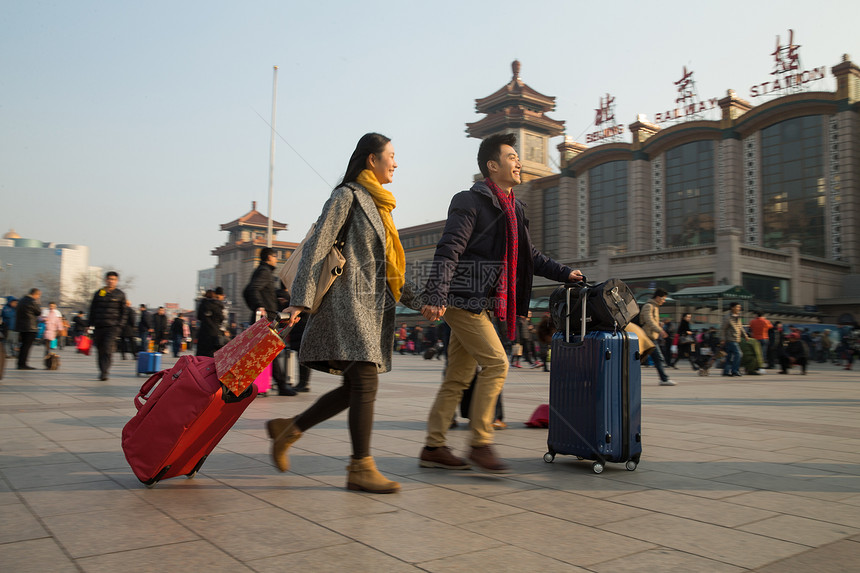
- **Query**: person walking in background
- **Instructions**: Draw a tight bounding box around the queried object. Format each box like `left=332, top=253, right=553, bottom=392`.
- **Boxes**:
left=269, top=132, right=421, bottom=493
left=41, top=302, right=63, bottom=355
left=640, top=289, right=677, bottom=386
left=244, top=248, right=295, bottom=396
left=536, top=311, right=554, bottom=372
left=137, top=304, right=153, bottom=352
left=169, top=314, right=185, bottom=358
left=720, top=302, right=748, bottom=377
left=2, top=296, right=18, bottom=358
left=419, top=133, right=582, bottom=473
left=780, top=332, right=809, bottom=374
left=120, top=300, right=137, bottom=360
left=676, top=312, right=696, bottom=370
left=152, top=307, right=168, bottom=353
left=15, top=288, right=41, bottom=370
left=196, top=287, right=228, bottom=358
left=749, top=311, right=772, bottom=369
left=88, top=272, right=127, bottom=380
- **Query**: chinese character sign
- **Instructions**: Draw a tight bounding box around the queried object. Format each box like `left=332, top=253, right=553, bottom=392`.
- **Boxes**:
left=675, top=66, right=695, bottom=104
left=594, top=94, right=615, bottom=126
left=771, top=29, right=800, bottom=75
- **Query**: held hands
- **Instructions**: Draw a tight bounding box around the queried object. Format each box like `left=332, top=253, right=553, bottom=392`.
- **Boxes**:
left=420, top=305, right=446, bottom=321
left=568, top=269, right=584, bottom=282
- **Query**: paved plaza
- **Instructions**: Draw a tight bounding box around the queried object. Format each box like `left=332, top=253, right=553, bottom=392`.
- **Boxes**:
left=0, top=347, right=858, bottom=572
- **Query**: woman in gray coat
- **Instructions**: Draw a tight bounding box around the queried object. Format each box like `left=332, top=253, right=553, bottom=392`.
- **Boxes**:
left=266, top=133, right=418, bottom=494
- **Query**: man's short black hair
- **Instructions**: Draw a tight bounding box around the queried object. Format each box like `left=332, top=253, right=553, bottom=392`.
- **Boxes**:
left=755, top=311, right=763, bottom=317
left=260, top=247, right=276, bottom=262
left=477, top=133, right=517, bottom=178
left=653, top=288, right=668, bottom=298
left=729, top=302, right=742, bottom=310
left=105, top=271, right=119, bottom=279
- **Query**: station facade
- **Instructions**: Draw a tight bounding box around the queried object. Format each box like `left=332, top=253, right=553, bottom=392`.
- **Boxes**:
left=400, top=54, right=860, bottom=324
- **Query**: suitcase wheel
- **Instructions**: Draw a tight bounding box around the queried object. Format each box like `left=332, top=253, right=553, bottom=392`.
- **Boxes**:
left=592, top=462, right=604, bottom=474
left=625, top=460, right=638, bottom=471
left=145, top=481, right=158, bottom=489
left=543, top=452, right=555, bottom=463
left=186, top=471, right=198, bottom=479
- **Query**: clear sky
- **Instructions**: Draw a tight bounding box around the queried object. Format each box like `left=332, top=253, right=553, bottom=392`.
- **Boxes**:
left=2, top=0, right=858, bottom=309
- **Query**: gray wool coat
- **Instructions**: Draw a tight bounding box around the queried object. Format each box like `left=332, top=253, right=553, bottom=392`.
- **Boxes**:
left=289, top=183, right=419, bottom=374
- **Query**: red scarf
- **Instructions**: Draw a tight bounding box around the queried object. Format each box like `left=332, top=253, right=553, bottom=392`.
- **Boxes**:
left=486, top=178, right=518, bottom=340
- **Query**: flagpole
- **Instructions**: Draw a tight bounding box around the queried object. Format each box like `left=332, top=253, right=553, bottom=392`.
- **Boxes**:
left=267, top=65, right=278, bottom=248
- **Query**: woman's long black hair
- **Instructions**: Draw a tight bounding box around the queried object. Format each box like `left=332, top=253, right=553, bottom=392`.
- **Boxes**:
left=338, top=132, right=391, bottom=187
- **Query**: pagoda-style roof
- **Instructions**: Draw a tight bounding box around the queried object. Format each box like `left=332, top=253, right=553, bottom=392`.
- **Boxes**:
left=466, top=60, right=565, bottom=139
left=220, top=201, right=287, bottom=231
left=211, top=237, right=299, bottom=256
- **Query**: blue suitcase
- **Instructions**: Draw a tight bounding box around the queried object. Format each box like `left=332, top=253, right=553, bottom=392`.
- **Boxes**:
left=137, top=352, right=162, bottom=377
left=544, top=284, right=642, bottom=473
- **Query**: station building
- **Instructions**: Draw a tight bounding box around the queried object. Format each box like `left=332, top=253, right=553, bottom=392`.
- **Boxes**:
left=400, top=55, right=860, bottom=325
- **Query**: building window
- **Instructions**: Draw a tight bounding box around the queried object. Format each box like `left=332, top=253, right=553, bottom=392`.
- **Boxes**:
left=542, top=186, right=560, bottom=258
left=665, top=140, right=715, bottom=247
left=742, top=273, right=789, bottom=303
left=761, top=115, right=825, bottom=257
left=589, top=161, right=628, bottom=255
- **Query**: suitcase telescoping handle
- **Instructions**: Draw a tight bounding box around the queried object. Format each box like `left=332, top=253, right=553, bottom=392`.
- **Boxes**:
left=565, top=276, right=589, bottom=344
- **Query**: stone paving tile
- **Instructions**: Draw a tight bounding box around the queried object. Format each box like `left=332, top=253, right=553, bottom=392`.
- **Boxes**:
left=371, top=482, right=526, bottom=525
left=724, top=491, right=860, bottom=528
left=417, top=544, right=590, bottom=572
left=322, top=510, right=505, bottom=563
left=737, top=514, right=860, bottom=546
left=40, top=504, right=199, bottom=558
left=0, top=537, right=79, bottom=573
left=459, top=511, right=655, bottom=567
left=130, top=475, right=274, bottom=519
left=752, top=539, right=860, bottom=572
left=248, top=541, right=421, bottom=572
left=20, top=479, right=138, bottom=517
left=180, top=506, right=348, bottom=562
left=591, top=547, right=746, bottom=573
left=507, top=467, right=648, bottom=498
left=606, top=489, right=777, bottom=527
left=1, top=460, right=104, bottom=490
left=599, top=513, right=809, bottom=569
left=0, top=502, right=49, bottom=543
left=256, top=479, right=401, bottom=522
left=490, top=487, right=652, bottom=526
left=75, top=540, right=255, bottom=573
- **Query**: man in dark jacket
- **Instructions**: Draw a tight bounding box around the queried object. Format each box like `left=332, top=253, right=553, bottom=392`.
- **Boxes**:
left=152, top=307, right=168, bottom=352
left=15, top=289, right=41, bottom=369
left=137, top=304, right=153, bottom=352
left=244, top=248, right=295, bottom=396
left=88, top=272, right=127, bottom=380
left=419, top=133, right=582, bottom=473
left=196, top=287, right=227, bottom=358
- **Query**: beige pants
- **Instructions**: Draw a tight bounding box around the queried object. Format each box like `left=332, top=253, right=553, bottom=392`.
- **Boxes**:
left=425, top=307, right=508, bottom=448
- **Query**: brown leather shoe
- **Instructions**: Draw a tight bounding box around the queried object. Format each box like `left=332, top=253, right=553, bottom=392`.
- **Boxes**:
left=468, top=445, right=511, bottom=474
left=266, top=417, right=302, bottom=472
left=419, top=446, right=471, bottom=470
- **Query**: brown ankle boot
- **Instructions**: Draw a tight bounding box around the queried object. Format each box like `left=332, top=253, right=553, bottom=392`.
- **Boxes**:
left=266, top=417, right=302, bottom=472
left=346, top=457, right=400, bottom=494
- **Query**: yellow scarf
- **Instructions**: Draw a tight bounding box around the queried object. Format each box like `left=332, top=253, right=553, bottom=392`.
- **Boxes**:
left=356, top=169, right=406, bottom=301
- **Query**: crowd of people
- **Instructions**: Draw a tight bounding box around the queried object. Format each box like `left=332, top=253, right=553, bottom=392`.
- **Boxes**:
left=2, top=131, right=858, bottom=498
left=645, top=305, right=860, bottom=376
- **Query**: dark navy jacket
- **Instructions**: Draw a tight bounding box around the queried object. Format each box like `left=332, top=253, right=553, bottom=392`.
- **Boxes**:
left=424, top=180, right=573, bottom=315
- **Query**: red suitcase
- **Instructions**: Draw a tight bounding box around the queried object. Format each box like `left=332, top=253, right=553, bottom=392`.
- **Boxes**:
left=121, top=355, right=258, bottom=487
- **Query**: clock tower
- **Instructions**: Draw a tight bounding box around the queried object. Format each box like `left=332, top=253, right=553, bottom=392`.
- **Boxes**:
left=466, top=60, right=565, bottom=182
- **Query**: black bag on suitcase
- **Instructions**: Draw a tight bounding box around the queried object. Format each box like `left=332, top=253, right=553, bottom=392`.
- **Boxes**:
left=550, top=278, right=638, bottom=332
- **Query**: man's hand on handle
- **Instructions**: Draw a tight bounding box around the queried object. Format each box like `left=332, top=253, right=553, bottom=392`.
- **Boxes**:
left=568, top=269, right=584, bottom=282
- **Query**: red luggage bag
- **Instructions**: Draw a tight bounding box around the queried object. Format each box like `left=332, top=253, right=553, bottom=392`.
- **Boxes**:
left=121, top=355, right=258, bottom=487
